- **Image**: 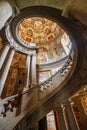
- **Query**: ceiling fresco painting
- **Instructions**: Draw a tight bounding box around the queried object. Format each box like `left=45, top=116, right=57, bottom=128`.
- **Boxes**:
left=17, top=17, right=71, bottom=64
left=18, top=17, right=61, bottom=44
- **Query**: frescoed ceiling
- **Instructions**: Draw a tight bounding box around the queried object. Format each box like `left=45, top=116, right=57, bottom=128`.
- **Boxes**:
left=18, top=17, right=61, bottom=44
left=17, top=17, right=71, bottom=64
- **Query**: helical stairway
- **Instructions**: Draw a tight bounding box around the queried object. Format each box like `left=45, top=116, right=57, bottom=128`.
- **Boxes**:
left=0, top=6, right=87, bottom=130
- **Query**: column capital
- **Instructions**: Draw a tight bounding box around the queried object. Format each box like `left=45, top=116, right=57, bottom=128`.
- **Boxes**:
left=6, top=44, right=15, bottom=50
left=6, top=44, right=11, bottom=48
left=63, top=99, right=74, bottom=106
left=26, top=54, right=30, bottom=56
left=55, top=105, right=65, bottom=113
left=31, top=54, right=36, bottom=56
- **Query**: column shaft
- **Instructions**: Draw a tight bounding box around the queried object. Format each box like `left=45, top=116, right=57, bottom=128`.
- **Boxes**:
left=56, top=107, right=67, bottom=130
left=0, top=45, right=10, bottom=69
left=64, top=100, right=80, bottom=130
left=0, top=48, right=15, bottom=97
left=26, top=55, right=31, bottom=88
left=31, top=54, right=37, bottom=85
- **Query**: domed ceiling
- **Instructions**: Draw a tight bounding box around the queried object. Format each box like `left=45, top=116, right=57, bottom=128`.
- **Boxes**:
left=17, top=17, right=72, bottom=64
left=18, top=17, right=60, bottom=44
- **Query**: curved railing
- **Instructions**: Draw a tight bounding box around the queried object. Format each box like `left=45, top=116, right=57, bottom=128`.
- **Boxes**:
left=39, top=54, right=73, bottom=92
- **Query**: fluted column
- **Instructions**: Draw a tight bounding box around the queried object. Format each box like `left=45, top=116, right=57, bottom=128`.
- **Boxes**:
left=31, top=53, right=37, bottom=86
left=56, top=106, right=67, bottom=130
left=25, top=54, right=31, bottom=88
left=0, top=48, right=15, bottom=97
left=63, top=100, right=80, bottom=130
left=0, top=45, right=10, bottom=69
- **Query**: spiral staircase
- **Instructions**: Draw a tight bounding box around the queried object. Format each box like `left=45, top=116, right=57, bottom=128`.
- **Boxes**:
left=0, top=1, right=87, bottom=130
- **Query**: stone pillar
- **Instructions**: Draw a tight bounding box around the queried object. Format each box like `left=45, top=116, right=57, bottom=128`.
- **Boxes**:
left=63, top=100, right=80, bottom=130
left=31, top=53, right=37, bottom=86
left=38, top=116, right=47, bottom=130
left=25, top=54, right=31, bottom=89
left=56, top=106, right=67, bottom=130
left=0, top=48, right=15, bottom=97
left=0, top=45, right=10, bottom=69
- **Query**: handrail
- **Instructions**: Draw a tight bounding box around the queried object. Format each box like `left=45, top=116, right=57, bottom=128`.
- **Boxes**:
left=39, top=50, right=73, bottom=86
left=39, top=54, right=73, bottom=92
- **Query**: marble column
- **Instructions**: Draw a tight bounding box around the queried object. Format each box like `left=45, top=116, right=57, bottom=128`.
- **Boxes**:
left=56, top=106, right=67, bottom=130
left=31, top=53, right=37, bottom=86
left=0, top=48, right=15, bottom=97
left=0, top=45, right=10, bottom=69
left=63, top=100, right=80, bottom=130
left=25, top=54, right=31, bottom=88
